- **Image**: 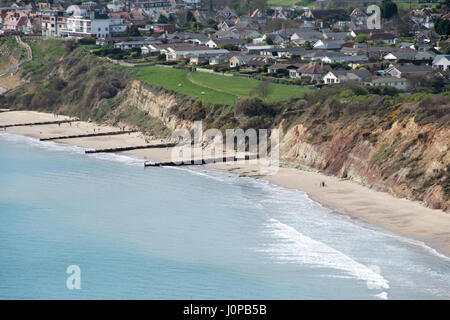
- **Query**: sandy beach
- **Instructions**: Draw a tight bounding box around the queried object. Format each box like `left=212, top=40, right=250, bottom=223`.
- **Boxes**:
left=1, top=110, right=449, bottom=257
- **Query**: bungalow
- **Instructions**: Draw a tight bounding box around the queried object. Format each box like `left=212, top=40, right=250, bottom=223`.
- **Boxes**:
left=368, top=76, right=407, bottom=90
left=205, top=38, right=246, bottom=48
left=432, top=55, right=450, bottom=71
left=313, top=39, right=345, bottom=50
left=385, top=64, right=433, bottom=78
left=290, top=62, right=330, bottom=82
left=384, top=49, right=418, bottom=61
left=229, top=55, right=273, bottom=68
left=115, top=40, right=154, bottom=50
left=320, top=51, right=368, bottom=63
left=322, top=32, right=349, bottom=40
left=165, top=44, right=229, bottom=61
left=368, top=32, right=398, bottom=45
left=323, top=69, right=371, bottom=84
left=244, top=45, right=278, bottom=55
left=267, top=63, right=301, bottom=74
left=384, top=50, right=435, bottom=61
left=290, top=31, right=323, bottom=45
left=208, top=52, right=236, bottom=65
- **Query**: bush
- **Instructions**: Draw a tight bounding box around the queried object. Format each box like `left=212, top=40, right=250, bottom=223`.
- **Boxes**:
left=78, top=37, right=96, bottom=45
left=235, top=98, right=276, bottom=118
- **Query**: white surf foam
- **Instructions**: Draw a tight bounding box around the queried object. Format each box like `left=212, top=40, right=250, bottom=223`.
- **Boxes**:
left=261, top=218, right=390, bottom=291
left=0, top=132, right=142, bottom=166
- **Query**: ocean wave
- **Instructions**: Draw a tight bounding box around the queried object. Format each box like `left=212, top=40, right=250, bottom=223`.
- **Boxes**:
left=260, top=218, right=390, bottom=291
left=0, top=132, right=142, bottom=166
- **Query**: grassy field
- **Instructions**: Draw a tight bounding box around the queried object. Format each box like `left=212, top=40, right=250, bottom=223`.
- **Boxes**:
left=130, top=65, right=312, bottom=105
left=22, top=39, right=66, bottom=76
left=397, top=2, right=441, bottom=10
left=0, top=37, right=26, bottom=73
left=267, top=0, right=315, bottom=7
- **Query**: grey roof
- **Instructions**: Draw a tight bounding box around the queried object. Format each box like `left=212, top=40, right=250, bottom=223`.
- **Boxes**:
left=394, top=64, right=433, bottom=73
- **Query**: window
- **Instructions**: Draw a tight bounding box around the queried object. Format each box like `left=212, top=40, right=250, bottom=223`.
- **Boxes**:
left=98, top=27, right=101, bottom=31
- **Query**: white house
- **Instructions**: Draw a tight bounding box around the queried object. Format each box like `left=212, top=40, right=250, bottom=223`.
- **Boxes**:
left=368, top=76, right=407, bottom=90
left=323, top=69, right=371, bottom=84
left=432, top=55, right=450, bottom=71
left=60, top=11, right=126, bottom=38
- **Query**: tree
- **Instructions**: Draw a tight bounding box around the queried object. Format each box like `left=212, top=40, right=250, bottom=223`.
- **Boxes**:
left=127, top=25, right=141, bottom=37
left=250, top=81, right=272, bottom=100
left=434, top=18, right=450, bottom=36
left=186, top=11, right=196, bottom=23
left=303, top=40, right=313, bottom=50
left=355, top=34, right=368, bottom=43
left=157, top=15, right=169, bottom=24
left=397, top=22, right=412, bottom=37
left=380, top=1, right=398, bottom=19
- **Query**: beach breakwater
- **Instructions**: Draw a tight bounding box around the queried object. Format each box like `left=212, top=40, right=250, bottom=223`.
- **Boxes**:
left=120, top=80, right=449, bottom=211
left=0, top=39, right=448, bottom=211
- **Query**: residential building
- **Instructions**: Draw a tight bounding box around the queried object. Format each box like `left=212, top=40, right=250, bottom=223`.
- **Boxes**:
left=386, top=64, right=433, bottom=78
left=432, top=55, right=450, bottom=71
left=323, top=69, right=371, bottom=84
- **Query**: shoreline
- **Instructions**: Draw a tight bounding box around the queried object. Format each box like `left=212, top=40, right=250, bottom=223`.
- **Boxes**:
left=1, top=110, right=449, bottom=258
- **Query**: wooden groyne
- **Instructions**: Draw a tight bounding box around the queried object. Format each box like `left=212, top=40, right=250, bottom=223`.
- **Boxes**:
left=0, top=109, right=16, bottom=113
left=85, top=142, right=178, bottom=154
left=40, top=130, right=137, bottom=141
left=144, top=155, right=257, bottom=167
left=0, top=119, right=79, bottom=129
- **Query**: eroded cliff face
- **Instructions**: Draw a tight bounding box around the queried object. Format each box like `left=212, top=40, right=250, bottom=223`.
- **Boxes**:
left=120, top=81, right=449, bottom=211
left=279, top=117, right=449, bottom=211
left=123, top=80, right=195, bottom=132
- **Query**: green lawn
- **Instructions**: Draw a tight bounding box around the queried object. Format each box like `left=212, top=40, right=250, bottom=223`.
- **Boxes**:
left=267, top=0, right=315, bottom=7
left=397, top=2, right=441, bottom=10
left=26, top=39, right=66, bottom=60
left=130, top=65, right=312, bottom=105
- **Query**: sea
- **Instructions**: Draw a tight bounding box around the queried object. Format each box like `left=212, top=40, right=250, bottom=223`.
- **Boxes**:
left=0, top=132, right=449, bottom=299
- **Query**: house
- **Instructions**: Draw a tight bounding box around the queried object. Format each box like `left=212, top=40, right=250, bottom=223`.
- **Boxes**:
left=215, top=6, right=238, bottom=22
left=153, top=24, right=176, bottom=34
left=313, top=39, right=345, bottom=50
left=2, top=14, right=28, bottom=33
left=60, top=11, right=126, bottom=38
left=290, top=62, right=330, bottom=82
left=244, top=45, right=279, bottom=55
left=290, top=31, right=323, bottom=45
left=303, top=9, right=348, bottom=28
left=322, top=32, right=349, bottom=41
left=208, top=52, right=236, bottom=65
left=399, top=42, right=415, bottom=50
left=163, top=44, right=229, bottom=61
left=384, top=49, right=435, bottom=62
left=386, top=64, right=433, bottom=78
left=205, top=38, right=245, bottom=49
left=323, top=69, right=371, bottom=84
left=432, top=55, right=450, bottom=71
left=368, top=32, right=398, bottom=45
left=384, top=49, right=418, bottom=61
left=115, top=40, right=154, bottom=50
left=229, top=55, right=273, bottom=68
left=261, top=32, right=286, bottom=45
left=267, top=63, right=301, bottom=74
left=368, top=76, right=407, bottom=90
left=414, top=30, right=440, bottom=43
left=349, top=8, right=367, bottom=29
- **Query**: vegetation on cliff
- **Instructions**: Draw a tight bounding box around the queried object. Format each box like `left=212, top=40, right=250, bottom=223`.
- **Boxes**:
left=0, top=39, right=448, bottom=210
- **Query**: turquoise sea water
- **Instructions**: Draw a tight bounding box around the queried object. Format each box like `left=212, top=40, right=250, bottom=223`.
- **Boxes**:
left=0, top=132, right=449, bottom=299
